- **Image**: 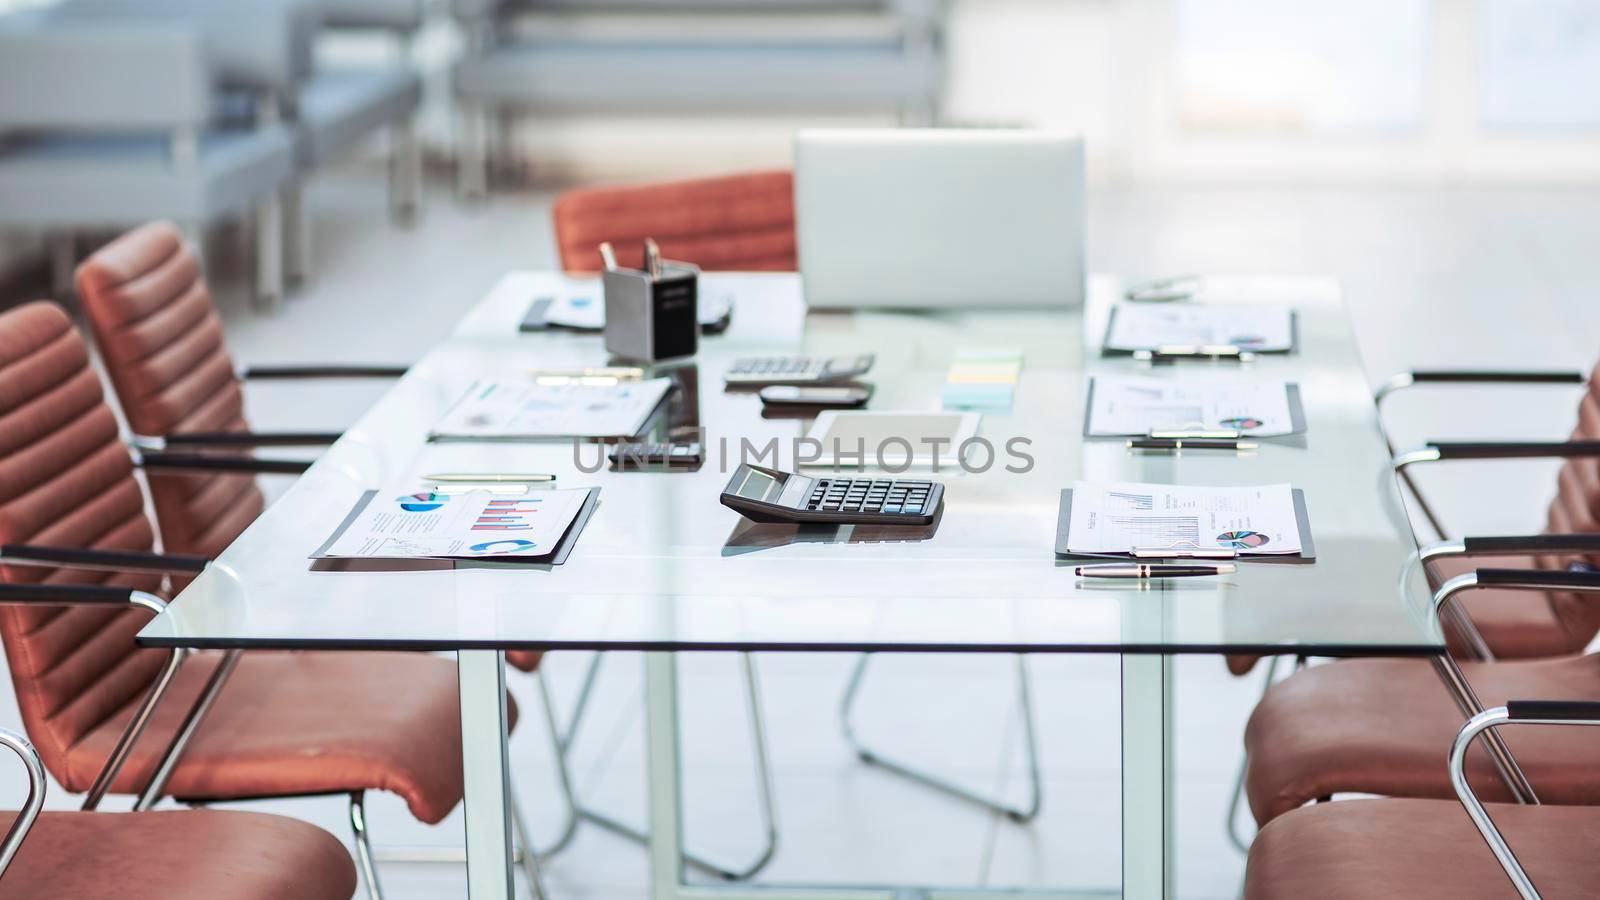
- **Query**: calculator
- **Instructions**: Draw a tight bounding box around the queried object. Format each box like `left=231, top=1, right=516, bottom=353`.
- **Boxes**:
left=724, top=354, right=875, bottom=387
left=719, top=464, right=943, bottom=525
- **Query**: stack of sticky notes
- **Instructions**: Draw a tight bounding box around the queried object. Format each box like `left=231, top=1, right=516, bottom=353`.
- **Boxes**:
left=942, top=347, right=1023, bottom=410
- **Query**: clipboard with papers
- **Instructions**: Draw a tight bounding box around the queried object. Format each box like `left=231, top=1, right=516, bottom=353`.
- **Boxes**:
left=1082, top=376, right=1307, bottom=438
left=1101, top=304, right=1298, bottom=356
left=429, top=378, right=674, bottom=442
left=1053, top=482, right=1316, bottom=562
left=312, top=486, right=600, bottom=565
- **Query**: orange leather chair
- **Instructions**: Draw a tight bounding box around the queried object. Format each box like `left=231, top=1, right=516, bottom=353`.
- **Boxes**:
left=0, top=728, right=356, bottom=900
left=1244, top=650, right=1600, bottom=827
left=74, top=221, right=408, bottom=564
left=551, top=170, right=796, bottom=273
left=0, top=302, right=516, bottom=900
left=1244, top=702, right=1600, bottom=899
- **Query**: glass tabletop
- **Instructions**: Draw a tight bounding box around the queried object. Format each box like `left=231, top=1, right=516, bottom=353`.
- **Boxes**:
left=138, top=273, right=1441, bottom=656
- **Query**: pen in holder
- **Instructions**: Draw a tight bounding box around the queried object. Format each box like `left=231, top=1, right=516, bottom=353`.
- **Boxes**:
left=600, top=239, right=700, bottom=362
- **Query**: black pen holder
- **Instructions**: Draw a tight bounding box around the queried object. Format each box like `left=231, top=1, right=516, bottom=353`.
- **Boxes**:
left=603, top=261, right=700, bottom=362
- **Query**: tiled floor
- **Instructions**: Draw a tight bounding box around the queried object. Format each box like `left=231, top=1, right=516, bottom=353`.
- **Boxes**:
left=2, top=163, right=1598, bottom=899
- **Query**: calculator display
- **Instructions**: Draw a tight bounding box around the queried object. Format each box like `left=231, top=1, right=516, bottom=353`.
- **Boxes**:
left=734, top=468, right=781, bottom=500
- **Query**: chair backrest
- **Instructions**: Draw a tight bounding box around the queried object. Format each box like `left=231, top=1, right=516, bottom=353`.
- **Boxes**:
left=551, top=170, right=796, bottom=274
left=75, top=221, right=264, bottom=561
left=1541, top=370, right=1600, bottom=647
left=0, top=302, right=168, bottom=790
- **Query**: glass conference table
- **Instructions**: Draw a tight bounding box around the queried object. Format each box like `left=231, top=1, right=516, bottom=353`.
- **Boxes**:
left=139, top=272, right=1441, bottom=900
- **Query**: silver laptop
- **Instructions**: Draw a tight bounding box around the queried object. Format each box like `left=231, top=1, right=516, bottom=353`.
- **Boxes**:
left=794, top=128, right=1085, bottom=309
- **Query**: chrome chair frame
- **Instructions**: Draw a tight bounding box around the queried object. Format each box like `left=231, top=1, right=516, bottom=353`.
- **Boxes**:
left=0, top=727, right=47, bottom=880
left=1450, top=701, right=1600, bottom=899
left=1374, top=369, right=1588, bottom=541
left=1223, top=561, right=1600, bottom=852
left=838, top=652, right=1041, bottom=824
left=549, top=651, right=780, bottom=881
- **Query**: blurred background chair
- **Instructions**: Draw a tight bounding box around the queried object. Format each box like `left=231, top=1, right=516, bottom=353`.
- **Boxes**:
left=0, top=9, right=295, bottom=308
left=276, top=0, right=426, bottom=283
left=57, top=0, right=425, bottom=291
left=551, top=170, right=796, bottom=272
left=0, top=300, right=536, bottom=900
left=0, top=727, right=358, bottom=900
left=451, top=0, right=948, bottom=198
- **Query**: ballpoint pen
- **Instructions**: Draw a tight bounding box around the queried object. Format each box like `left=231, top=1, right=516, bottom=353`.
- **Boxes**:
left=1127, top=439, right=1258, bottom=451
left=423, top=473, right=557, bottom=483
left=598, top=241, right=618, bottom=271
left=1074, top=563, right=1236, bottom=578
left=644, top=238, right=662, bottom=280
left=1136, top=344, right=1252, bottom=359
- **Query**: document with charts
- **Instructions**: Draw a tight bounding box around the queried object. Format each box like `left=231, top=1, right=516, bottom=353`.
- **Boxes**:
left=1103, top=304, right=1295, bottom=353
left=1085, top=376, right=1302, bottom=437
left=1065, top=481, right=1302, bottom=555
left=315, top=488, right=589, bottom=560
left=430, top=378, right=672, bottom=441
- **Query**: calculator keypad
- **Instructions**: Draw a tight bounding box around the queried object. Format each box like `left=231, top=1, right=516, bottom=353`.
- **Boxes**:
left=807, top=478, right=934, bottom=516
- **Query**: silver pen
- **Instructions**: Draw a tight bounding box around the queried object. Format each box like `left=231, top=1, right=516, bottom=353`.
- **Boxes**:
left=1074, top=563, right=1236, bottom=578
left=598, top=241, right=618, bottom=271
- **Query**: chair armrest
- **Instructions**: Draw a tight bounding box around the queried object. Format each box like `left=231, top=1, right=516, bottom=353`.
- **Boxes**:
left=154, top=431, right=342, bottom=449
left=1375, top=369, right=1585, bottom=407
left=1430, top=567, right=1600, bottom=662
left=0, top=727, right=45, bottom=880
left=0, top=544, right=208, bottom=574
left=1506, top=699, right=1600, bottom=721
left=0, top=18, right=213, bottom=132
left=1451, top=704, right=1600, bottom=899
left=1394, top=440, right=1600, bottom=472
left=137, top=451, right=312, bottom=476
left=239, top=363, right=409, bottom=379
left=1421, top=534, right=1600, bottom=563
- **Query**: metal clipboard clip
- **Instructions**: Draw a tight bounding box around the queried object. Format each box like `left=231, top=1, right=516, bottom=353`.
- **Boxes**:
left=1129, top=539, right=1239, bottom=560
left=1133, top=345, right=1257, bottom=363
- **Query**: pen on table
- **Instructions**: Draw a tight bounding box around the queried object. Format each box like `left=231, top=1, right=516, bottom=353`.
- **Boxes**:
left=1074, top=563, right=1237, bottom=578
left=1127, top=439, right=1258, bottom=451
left=423, top=473, right=557, bottom=483
left=598, top=241, right=618, bottom=271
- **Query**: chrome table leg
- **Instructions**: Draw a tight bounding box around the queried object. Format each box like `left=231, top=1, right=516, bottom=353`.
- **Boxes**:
left=1122, top=654, right=1174, bottom=899
left=460, top=649, right=516, bottom=900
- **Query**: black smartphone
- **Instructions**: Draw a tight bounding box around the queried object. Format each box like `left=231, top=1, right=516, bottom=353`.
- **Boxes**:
left=757, top=385, right=871, bottom=408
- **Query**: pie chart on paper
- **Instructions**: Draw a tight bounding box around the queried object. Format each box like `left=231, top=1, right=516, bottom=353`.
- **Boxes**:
left=1216, top=530, right=1269, bottom=549
left=397, top=492, right=448, bottom=513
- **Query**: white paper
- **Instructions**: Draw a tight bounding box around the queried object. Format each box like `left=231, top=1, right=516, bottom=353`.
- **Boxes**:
left=542, top=291, right=731, bottom=330
left=1104, top=304, right=1294, bottom=353
left=1086, top=376, right=1299, bottom=437
left=431, top=378, right=672, bottom=440
left=1066, top=481, right=1302, bottom=554
left=319, top=489, right=589, bottom=560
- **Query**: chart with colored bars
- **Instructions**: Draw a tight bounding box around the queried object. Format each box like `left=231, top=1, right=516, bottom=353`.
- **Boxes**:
left=474, top=498, right=545, bottom=531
